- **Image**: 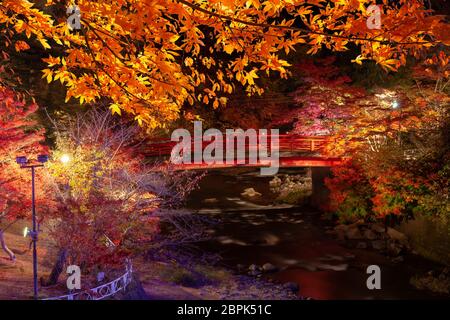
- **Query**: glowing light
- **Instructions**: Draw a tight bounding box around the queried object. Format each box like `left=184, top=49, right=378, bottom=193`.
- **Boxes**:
left=23, top=227, right=29, bottom=238
left=60, top=154, right=71, bottom=164
left=391, top=100, right=400, bottom=109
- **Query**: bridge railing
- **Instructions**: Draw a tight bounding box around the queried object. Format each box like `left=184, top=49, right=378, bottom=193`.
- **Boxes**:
left=143, top=134, right=330, bottom=157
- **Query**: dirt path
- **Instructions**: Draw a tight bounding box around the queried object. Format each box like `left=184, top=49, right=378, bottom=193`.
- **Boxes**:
left=0, top=221, right=61, bottom=299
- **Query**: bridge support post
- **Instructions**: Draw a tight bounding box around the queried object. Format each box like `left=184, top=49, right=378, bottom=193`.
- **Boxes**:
left=310, top=167, right=331, bottom=209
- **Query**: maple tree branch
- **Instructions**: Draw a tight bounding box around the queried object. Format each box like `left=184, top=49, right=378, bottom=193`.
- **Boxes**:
left=82, top=28, right=176, bottom=121
left=82, top=18, right=193, bottom=96
left=82, top=30, right=144, bottom=103
left=175, top=0, right=437, bottom=46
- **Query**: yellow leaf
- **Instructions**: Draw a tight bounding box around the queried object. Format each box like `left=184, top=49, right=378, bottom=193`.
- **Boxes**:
left=110, top=104, right=122, bottom=115
left=223, top=43, right=235, bottom=54
left=170, top=35, right=180, bottom=43
left=39, top=38, right=51, bottom=49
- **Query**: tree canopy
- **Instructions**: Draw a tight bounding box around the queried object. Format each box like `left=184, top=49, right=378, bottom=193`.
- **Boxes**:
left=1, top=0, right=448, bottom=127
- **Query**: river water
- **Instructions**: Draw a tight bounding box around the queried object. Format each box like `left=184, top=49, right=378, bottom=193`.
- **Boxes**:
left=186, top=168, right=448, bottom=300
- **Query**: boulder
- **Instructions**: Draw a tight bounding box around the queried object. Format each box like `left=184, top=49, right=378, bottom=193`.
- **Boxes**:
left=371, top=240, right=385, bottom=250
left=387, top=241, right=403, bottom=256
left=334, top=224, right=348, bottom=241
left=241, top=188, right=262, bottom=199
left=363, top=229, right=377, bottom=240
left=349, top=219, right=365, bottom=227
left=387, top=228, right=408, bottom=245
left=346, top=226, right=363, bottom=240
left=262, top=263, right=278, bottom=273
left=248, top=264, right=259, bottom=271
left=371, top=223, right=386, bottom=233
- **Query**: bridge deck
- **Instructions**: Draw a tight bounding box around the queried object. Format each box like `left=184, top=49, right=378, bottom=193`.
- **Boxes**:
left=164, top=157, right=343, bottom=171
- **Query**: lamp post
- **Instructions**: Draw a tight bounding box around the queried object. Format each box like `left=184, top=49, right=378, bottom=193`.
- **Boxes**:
left=391, top=99, right=402, bottom=144
left=383, top=99, right=402, bottom=254
left=16, top=154, right=49, bottom=300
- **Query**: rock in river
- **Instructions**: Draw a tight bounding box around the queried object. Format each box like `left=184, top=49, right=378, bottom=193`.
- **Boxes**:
left=363, top=229, right=377, bottom=240
left=334, top=224, right=348, bottom=241
left=241, top=188, right=262, bottom=200
left=387, top=228, right=408, bottom=245
left=262, top=263, right=278, bottom=273
left=387, top=241, right=403, bottom=257
left=346, top=226, right=363, bottom=240
left=371, top=223, right=386, bottom=233
left=371, top=240, right=385, bottom=250
left=248, top=264, right=259, bottom=271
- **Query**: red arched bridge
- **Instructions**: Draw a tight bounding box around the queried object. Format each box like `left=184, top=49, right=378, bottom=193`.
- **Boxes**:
left=143, top=134, right=343, bottom=170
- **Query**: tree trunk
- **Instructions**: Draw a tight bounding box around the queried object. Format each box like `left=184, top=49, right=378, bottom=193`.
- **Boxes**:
left=0, top=229, right=16, bottom=261
left=42, top=248, right=67, bottom=286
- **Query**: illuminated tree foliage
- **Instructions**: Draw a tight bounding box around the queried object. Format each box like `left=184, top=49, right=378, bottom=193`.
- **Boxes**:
left=1, top=0, right=448, bottom=127
left=270, top=53, right=449, bottom=156
left=0, top=82, right=47, bottom=260
left=44, top=110, right=201, bottom=270
left=321, top=61, right=449, bottom=221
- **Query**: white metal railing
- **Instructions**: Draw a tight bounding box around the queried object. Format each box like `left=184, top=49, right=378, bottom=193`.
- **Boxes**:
left=42, top=260, right=133, bottom=300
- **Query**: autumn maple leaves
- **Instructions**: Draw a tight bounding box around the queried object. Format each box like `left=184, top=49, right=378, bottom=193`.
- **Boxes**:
left=1, top=1, right=448, bottom=128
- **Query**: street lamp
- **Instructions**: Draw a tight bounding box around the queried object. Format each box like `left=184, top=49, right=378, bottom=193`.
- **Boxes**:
left=60, top=154, right=71, bottom=164
left=383, top=99, right=402, bottom=253
left=391, top=99, right=403, bottom=145
left=16, top=154, right=48, bottom=300
left=391, top=100, right=400, bottom=109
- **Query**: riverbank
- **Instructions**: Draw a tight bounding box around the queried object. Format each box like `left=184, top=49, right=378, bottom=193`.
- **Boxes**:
left=0, top=220, right=298, bottom=300
left=126, top=257, right=298, bottom=300
left=2, top=168, right=448, bottom=300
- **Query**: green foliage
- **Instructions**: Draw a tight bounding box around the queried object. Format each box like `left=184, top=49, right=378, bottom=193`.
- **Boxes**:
left=335, top=192, right=370, bottom=224
left=159, top=264, right=226, bottom=288
left=161, top=267, right=199, bottom=287
left=270, top=174, right=312, bottom=205
left=276, top=189, right=311, bottom=205
left=410, top=272, right=450, bottom=294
